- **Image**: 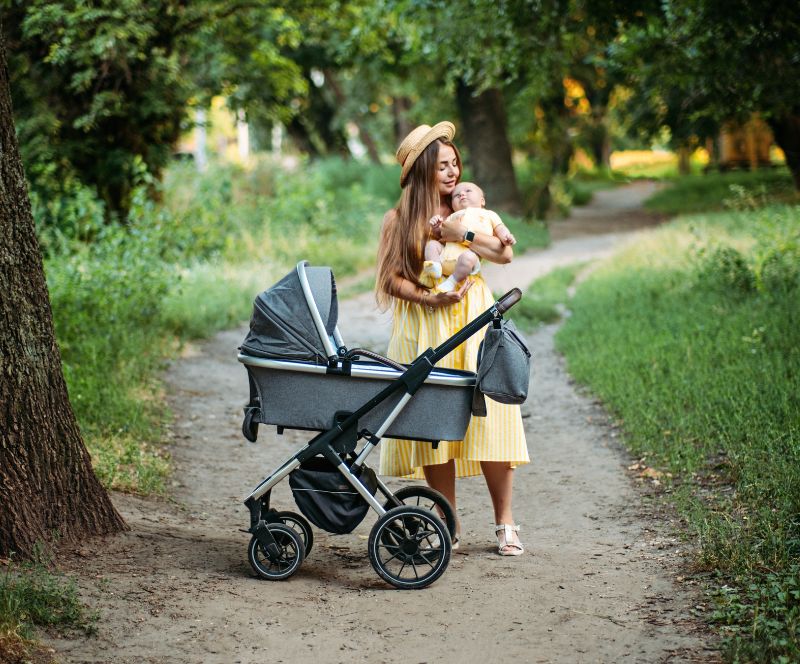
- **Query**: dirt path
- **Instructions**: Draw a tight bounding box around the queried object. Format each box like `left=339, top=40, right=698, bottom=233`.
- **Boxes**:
left=47, top=182, right=716, bottom=663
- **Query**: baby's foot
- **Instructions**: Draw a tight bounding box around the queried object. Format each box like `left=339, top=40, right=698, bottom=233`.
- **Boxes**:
left=438, top=275, right=458, bottom=292
left=423, top=261, right=443, bottom=279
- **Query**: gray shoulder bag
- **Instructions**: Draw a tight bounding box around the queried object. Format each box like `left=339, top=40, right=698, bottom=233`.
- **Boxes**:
left=472, top=318, right=532, bottom=416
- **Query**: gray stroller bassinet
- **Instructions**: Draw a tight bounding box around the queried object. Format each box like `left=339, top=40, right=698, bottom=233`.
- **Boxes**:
left=239, top=261, right=522, bottom=589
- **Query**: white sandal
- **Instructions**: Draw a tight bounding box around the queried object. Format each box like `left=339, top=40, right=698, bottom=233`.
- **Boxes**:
left=495, top=524, right=524, bottom=556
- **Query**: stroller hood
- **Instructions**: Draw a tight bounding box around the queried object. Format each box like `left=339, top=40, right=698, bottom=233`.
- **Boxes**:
left=241, top=263, right=339, bottom=363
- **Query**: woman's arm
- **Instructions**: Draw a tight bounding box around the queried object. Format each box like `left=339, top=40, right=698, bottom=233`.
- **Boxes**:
left=387, top=273, right=472, bottom=308
left=440, top=216, right=513, bottom=264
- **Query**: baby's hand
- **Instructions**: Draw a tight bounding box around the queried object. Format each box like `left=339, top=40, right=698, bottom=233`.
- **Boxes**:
left=429, top=215, right=443, bottom=229
left=497, top=227, right=516, bottom=245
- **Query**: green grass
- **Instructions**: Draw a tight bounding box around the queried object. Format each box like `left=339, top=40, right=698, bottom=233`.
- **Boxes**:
left=1, top=555, right=96, bottom=651
left=556, top=203, right=800, bottom=660
left=505, top=262, right=588, bottom=332
left=502, top=214, right=550, bottom=254
left=645, top=168, right=798, bottom=216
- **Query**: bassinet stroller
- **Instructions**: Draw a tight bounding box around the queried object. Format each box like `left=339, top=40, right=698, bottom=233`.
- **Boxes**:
left=239, top=261, right=521, bottom=589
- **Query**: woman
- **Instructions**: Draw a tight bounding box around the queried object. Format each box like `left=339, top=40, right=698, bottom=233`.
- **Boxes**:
left=376, top=122, right=529, bottom=556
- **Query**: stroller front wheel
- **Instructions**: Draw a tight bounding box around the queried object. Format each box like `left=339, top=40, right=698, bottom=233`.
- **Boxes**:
left=269, top=510, right=314, bottom=557
left=368, top=506, right=451, bottom=590
left=248, top=524, right=304, bottom=580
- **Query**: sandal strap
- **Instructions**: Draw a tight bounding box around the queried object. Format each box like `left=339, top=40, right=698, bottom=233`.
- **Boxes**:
left=494, top=523, right=520, bottom=533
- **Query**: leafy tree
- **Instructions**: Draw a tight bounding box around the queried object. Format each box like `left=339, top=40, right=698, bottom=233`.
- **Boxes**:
left=5, top=0, right=308, bottom=218
left=0, top=25, right=126, bottom=558
left=612, top=0, right=800, bottom=187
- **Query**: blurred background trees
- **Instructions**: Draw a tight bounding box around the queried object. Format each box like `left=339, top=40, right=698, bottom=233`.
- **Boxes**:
left=4, top=0, right=799, bottom=225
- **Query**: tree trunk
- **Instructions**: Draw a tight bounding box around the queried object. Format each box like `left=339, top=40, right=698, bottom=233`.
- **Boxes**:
left=590, top=125, right=611, bottom=171
left=0, top=29, right=126, bottom=558
left=322, top=69, right=381, bottom=164
left=392, top=96, right=413, bottom=147
left=768, top=113, right=800, bottom=190
left=455, top=81, right=524, bottom=216
left=677, top=146, right=692, bottom=175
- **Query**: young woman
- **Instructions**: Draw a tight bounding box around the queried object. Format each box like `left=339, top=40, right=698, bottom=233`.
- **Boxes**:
left=376, top=122, right=529, bottom=556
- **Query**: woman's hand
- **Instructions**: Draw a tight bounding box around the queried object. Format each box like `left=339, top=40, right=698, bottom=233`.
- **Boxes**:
left=427, top=279, right=473, bottom=308
left=440, top=215, right=467, bottom=243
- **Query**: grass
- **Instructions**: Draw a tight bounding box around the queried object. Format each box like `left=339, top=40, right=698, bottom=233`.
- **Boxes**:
left=644, top=168, right=798, bottom=215
left=556, top=202, right=800, bottom=661
left=504, top=262, right=588, bottom=332
left=0, top=555, right=95, bottom=660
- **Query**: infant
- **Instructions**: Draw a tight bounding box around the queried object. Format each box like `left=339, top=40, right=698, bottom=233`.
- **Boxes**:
left=424, top=182, right=516, bottom=292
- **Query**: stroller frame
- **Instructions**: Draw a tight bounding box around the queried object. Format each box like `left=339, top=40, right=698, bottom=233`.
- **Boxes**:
left=240, top=261, right=521, bottom=588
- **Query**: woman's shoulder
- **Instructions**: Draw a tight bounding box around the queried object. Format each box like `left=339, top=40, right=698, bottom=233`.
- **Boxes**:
left=382, top=208, right=398, bottom=226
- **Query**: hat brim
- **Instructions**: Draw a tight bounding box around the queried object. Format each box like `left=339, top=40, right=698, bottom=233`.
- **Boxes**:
left=400, top=121, right=456, bottom=185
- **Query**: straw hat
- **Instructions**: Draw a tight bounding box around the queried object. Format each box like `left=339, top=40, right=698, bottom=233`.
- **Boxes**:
left=396, top=121, right=456, bottom=185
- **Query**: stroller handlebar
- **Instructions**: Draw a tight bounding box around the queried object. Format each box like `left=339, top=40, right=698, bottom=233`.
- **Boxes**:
left=495, top=288, right=522, bottom=314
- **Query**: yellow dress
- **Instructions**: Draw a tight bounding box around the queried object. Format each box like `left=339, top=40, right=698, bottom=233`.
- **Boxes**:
left=378, top=271, right=530, bottom=479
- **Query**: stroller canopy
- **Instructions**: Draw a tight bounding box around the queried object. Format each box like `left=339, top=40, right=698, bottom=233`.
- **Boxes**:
left=241, top=262, right=339, bottom=363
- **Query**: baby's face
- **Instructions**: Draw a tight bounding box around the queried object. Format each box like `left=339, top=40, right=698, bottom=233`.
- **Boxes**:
left=452, top=182, right=485, bottom=211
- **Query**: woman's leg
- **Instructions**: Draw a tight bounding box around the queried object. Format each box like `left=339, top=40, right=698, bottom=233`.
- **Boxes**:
left=423, top=459, right=460, bottom=538
left=423, top=459, right=456, bottom=510
left=481, top=461, right=523, bottom=553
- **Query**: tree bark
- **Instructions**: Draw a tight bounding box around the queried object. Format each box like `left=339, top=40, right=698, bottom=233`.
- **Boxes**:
left=768, top=113, right=800, bottom=190
left=322, top=69, right=381, bottom=164
left=0, top=29, right=126, bottom=558
left=392, top=96, right=413, bottom=147
left=455, top=81, right=524, bottom=216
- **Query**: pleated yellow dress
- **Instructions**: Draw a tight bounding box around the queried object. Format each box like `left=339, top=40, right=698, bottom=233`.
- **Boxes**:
left=378, top=272, right=530, bottom=479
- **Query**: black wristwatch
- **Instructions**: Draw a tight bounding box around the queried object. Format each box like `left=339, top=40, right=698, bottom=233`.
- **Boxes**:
left=463, top=230, right=475, bottom=245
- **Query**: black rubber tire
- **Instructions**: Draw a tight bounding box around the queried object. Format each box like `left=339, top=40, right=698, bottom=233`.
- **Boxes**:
left=248, top=523, right=304, bottom=580
left=272, top=511, right=314, bottom=557
left=368, top=505, right=450, bottom=590
left=384, top=485, right=457, bottom=540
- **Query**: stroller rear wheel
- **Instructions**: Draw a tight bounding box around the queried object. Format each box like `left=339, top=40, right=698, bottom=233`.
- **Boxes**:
left=368, top=506, right=451, bottom=589
left=384, top=486, right=457, bottom=540
left=248, top=523, right=304, bottom=580
left=270, top=510, right=314, bottom=557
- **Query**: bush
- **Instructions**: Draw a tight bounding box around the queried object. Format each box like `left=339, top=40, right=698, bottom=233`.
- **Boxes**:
left=557, top=203, right=800, bottom=659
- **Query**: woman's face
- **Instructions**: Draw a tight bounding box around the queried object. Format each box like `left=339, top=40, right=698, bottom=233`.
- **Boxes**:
left=436, top=143, right=460, bottom=196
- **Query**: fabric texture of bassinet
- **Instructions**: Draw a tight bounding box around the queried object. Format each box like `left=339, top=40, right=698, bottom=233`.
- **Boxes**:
left=238, top=262, right=476, bottom=442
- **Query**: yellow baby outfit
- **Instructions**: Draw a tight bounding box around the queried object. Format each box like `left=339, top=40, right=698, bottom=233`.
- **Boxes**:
left=378, top=273, right=529, bottom=479
left=439, top=207, right=503, bottom=276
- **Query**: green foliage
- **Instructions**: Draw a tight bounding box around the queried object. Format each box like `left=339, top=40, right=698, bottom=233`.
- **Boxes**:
left=712, top=567, right=800, bottom=663
left=506, top=263, right=587, bottom=332
left=0, top=554, right=96, bottom=642
left=40, top=157, right=395, bottom=493
left=46, top=216, right=172, bottom=493
left=556, top=203, right=800, bottom=659
left=645, top=169, right=799, bottom=215
left=7, top=1, right=195, bottom=214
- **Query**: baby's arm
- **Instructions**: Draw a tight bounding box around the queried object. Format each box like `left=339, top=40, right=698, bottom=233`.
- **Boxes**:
left=429, top=215, right=444, bottom=240
left=494, top=223, right=516, bottom=246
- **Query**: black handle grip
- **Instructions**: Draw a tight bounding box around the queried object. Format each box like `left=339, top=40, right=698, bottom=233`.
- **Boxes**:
left=495, top=288, right=522, bottom=314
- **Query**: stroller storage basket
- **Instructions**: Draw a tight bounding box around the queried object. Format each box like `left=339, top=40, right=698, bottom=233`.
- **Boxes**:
left=240, top=356, right=476, bottom=442
left=289, top=456, right=378, bottom=534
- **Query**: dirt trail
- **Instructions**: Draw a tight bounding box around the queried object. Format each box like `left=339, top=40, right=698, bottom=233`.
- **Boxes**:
left=47, top=182, right=716, bottom=663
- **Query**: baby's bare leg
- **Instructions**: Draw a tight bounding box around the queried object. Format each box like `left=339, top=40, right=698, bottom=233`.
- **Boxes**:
left=452, top=249, right=480, bottom=282
left=425, top=239, right=444, bottom=262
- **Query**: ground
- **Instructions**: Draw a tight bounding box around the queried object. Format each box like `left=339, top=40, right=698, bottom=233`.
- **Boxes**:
left=44, top=182, right=719, bottom=663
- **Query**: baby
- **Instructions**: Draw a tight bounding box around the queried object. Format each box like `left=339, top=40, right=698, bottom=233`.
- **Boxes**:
left=424, top=182, right=516, bottom=292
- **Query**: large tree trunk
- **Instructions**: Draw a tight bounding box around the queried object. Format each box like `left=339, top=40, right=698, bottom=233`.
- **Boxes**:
left=455, top=81, right=524, bottom=216
left=0, top=29, right=126, bottom=558
left=768, top=113, right=800, bottom=190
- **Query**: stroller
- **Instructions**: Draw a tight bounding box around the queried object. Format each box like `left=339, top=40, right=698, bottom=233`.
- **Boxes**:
left=238, top=261, right=521, bottom=589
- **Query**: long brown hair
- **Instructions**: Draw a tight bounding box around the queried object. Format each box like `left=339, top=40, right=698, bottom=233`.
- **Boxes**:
left=376, top=138, right=462, bottom=308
